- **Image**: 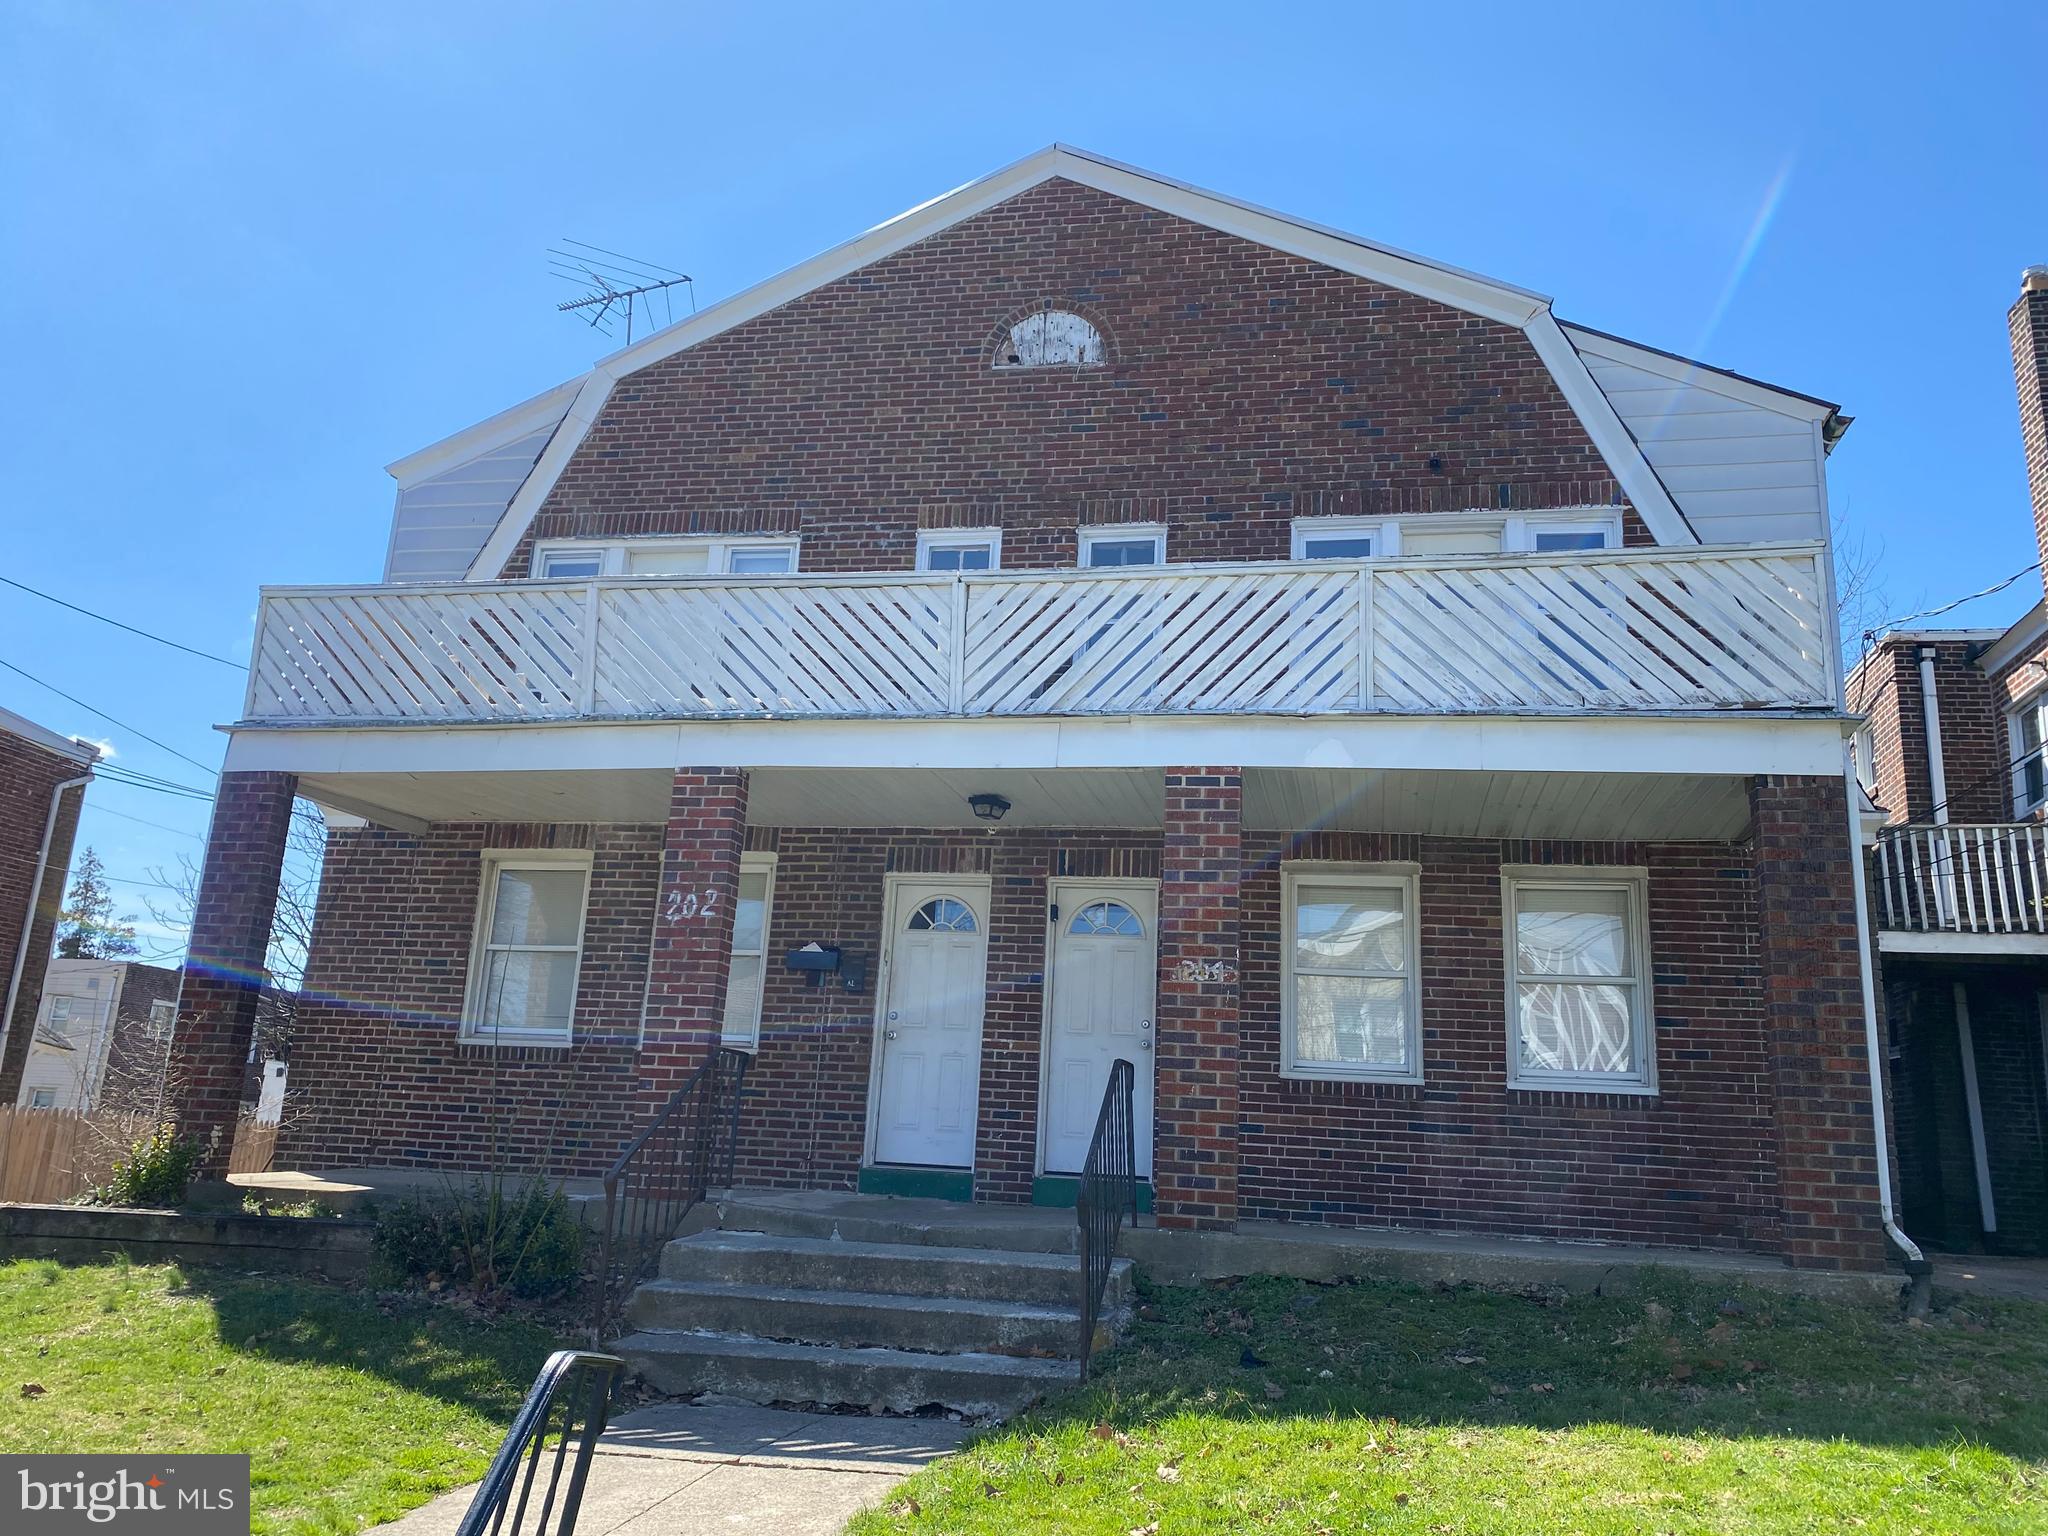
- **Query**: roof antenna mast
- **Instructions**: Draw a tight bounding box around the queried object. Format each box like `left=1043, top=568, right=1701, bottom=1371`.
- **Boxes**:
left=548, top=239, right=695, bottom=346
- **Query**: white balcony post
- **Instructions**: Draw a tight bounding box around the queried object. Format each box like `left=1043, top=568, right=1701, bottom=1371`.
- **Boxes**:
left=578, top=582, right=601, bottom=715
left=1356, top=567, right=1375, bottom=711
left=947, top=576, right=968, bottom=716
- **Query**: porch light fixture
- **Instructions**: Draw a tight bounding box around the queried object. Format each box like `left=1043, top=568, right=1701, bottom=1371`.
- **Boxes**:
left=968, top=792, right=1012, bottom=822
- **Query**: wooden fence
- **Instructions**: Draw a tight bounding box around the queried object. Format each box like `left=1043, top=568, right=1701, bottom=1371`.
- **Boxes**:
left=0, top=1108, right=279, bottom=1205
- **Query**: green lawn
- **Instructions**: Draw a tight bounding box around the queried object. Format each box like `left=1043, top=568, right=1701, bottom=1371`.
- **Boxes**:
left=851, top=1271, right=2048, bottom=1536
left=0, top=1257, right=563, bottom=1536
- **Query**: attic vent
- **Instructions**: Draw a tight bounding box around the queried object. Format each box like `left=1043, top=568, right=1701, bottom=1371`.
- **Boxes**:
left=995, top=307, right=1105, bottom=369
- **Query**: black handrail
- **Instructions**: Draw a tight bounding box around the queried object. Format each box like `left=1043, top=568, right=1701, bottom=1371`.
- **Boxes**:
left=1075, top=1057, right=1137, bottom=1382
left=455, top=1350, right=625, bottom=1536
left=592, top=1047, right=750, bottom=1337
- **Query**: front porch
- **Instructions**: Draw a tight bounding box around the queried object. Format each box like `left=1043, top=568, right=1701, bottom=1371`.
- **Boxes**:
left=169, top=740, right=1894, bottom=1272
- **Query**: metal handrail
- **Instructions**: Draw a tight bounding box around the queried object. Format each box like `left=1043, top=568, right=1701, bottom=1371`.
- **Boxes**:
left=1075, top=1058, right=1137, bottom=1382
left=454, top=1349, right=625, bottom=1536
left=591, top=1047, right=750, bottom=1336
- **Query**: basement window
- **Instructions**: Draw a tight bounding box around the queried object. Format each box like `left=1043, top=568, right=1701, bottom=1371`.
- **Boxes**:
left=994, top=308, right=1106, bottom=369
left=1502, top=867, right=1654, bottom=1093
left=461, top=851, right=591, bottom=1045
left=1280, top=863, right=1422, bottom=1083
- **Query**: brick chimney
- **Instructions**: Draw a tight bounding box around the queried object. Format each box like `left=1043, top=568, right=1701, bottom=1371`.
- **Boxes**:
left=2014, top=265, right=2048, bottom=601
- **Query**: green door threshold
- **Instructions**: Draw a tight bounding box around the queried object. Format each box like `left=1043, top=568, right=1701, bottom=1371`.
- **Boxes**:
left=857, top=1164, right=974, bottom=1201
left=1032, top=1174, right=1156, bottom=1214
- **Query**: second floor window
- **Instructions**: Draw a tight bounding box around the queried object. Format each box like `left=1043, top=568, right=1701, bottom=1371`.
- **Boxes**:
left=917, top=529, right=1001, bottom=572
left=2012, top=698, right=2048, bottom=815
left=1079, top=525, right=1164, bottom=568
left=533, top=537, right=799, bottom=579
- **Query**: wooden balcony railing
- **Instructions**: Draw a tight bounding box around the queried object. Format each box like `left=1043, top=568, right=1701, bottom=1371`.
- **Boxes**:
left=1874, top=823, right=2048, bottom=935
left=242, top=543, right=1833, bottom=726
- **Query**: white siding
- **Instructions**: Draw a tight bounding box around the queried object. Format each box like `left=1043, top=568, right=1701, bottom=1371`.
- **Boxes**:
left=384, top=422, right=560, bottom=582
left=1564, top=326, right=1830, bottom=546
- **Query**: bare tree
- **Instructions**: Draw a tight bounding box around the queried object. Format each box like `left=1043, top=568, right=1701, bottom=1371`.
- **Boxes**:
left=1834, top=507, right=1890, bottom=672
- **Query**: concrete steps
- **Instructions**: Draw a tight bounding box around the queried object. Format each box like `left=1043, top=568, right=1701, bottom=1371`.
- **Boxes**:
left=613, top=1223, right=1132, bottom=1420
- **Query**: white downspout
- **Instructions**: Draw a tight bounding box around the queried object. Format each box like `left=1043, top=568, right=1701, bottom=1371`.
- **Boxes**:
left=1843, top=750, right=1929, bottom=1276
left=0, top=774, right=93, bottom=1093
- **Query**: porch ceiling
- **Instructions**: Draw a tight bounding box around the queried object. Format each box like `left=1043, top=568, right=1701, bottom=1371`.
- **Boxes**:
left=300, top=765, right=1753, bottom=842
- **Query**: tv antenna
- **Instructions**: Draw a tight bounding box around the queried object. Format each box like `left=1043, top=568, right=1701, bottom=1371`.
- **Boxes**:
left=549, top=239, right=695, bottom=345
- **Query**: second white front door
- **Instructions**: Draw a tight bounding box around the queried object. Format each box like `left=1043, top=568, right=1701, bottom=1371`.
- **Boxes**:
left=1042, top=881, right=1157, bottom=1177
left=871, top=879, right=989, bottom=1167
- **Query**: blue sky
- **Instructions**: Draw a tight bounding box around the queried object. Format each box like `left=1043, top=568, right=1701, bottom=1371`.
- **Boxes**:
left=3, top=1, right=2045, bottom=955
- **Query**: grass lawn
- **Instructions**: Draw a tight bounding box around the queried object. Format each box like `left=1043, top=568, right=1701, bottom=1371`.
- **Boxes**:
left=0, top=1257, right=563, bottom=1536
left=851, top=1271, right=2048, bottom=1536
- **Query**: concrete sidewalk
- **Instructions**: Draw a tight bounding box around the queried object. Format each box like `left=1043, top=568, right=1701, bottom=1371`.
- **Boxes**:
left=374, top=1400, right=967, bottom=1536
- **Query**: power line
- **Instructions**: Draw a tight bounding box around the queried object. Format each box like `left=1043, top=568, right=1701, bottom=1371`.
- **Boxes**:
left=84, top=803, right=204, bottom=840
left=1865, top=561, right=2044, bottom=640
left=0, top=654, right=220, bottom=777
left=0, top=574, right=246, bottom=669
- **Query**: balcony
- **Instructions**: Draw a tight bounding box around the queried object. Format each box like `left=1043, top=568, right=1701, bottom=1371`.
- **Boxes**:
left=241, top=544, right=1833, bottom=728
left=1873, top=822, right=2048, bottom=947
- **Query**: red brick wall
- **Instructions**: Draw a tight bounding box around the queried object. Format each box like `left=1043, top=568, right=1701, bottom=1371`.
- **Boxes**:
left=1749, top=774, right=1889, bottom=1270
left=1236, top=830, right=1782, bottom=1251
left=280, top=796, right=1890, bottom=1263
left=174, top=772, right=298, bottom=1170
left=0, top=728, right=91, bottom=1107
left=279, top=821, right=656, bottom=1177
left=2011, top=275, right=2048, bottom=604
left=642, top=770, right=747, bottom=1100
left=507, top=177, right=1641, bottom=580
left=1846, top=637, right=2006, bottom=824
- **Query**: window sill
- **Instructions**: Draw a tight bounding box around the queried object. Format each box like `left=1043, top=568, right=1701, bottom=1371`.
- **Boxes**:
left=1279, top=1064, right=1424, bottom=1087
left=1507, top=1077, right=1658, bottom=1099
left=458, top=1032, right=573, bottom=1051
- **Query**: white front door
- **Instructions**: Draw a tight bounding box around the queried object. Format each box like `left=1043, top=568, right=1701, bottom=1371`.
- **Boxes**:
left=871, top=880, right=989, bottom=1167
left=1042, top=882, right=1157, bottom=1177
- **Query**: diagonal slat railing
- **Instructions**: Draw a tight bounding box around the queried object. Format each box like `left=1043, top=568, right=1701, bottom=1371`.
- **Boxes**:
left=242, top=544, right=1834, bottom=727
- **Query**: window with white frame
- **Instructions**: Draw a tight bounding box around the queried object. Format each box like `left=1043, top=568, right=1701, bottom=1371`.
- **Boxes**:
left=1291, top=518, right=1389, bottom=560
left=917, top=528, right=1002, bottom=572
left=1502, top=868, right=1653, bottom=1091
left=721, top=854, right=777, bottom=1050
left=533, top=537, right=800, bottom=579
left=1280, top=864, right=1422, bottom=1082
left=147, top=999, right=176, bottom=1038
left=2011, top=697, right=2048, bottom=815
left=1852, top=723, right=1877, bottom=798
left=27, top=1088, right=55, bottom=1110
left=1078, top=524, right=1164, bottom=568
left=462, top=852, right=591, bottom=1044
left=44, top=996, right=73, bottom=1043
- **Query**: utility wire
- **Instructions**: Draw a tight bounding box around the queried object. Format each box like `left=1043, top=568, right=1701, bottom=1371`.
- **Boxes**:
left=1864, top=561, right=2044, bottom=640
left=0, top=574, right=245, bottom=669
left=0, top=654, right=220, bottom=778
left=84, top=803, right=204, bottom=840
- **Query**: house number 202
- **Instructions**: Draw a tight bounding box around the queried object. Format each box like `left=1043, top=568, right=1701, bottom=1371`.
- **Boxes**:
left=663, top=887, right=722, bottom=924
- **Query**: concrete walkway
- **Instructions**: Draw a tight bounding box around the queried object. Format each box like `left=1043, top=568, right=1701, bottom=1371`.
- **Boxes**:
left=373, top=1401, right=966, bottom=1536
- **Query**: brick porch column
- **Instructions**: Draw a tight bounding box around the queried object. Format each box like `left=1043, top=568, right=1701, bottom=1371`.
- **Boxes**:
left=640, top=768, right=748, bottom=1102
left=174, top=771, right=297, bottom=1174
left=1750, top=773, right=1891, bottom=1271
left=1153, top=768, right=1242, bottom=1230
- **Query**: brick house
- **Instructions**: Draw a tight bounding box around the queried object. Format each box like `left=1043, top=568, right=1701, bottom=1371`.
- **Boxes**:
left=0, top=707, right=98, bottom=1109
left=1846, top=265, right=2048, bottom=1257
left=176, top=146, right=1899, bottom=1274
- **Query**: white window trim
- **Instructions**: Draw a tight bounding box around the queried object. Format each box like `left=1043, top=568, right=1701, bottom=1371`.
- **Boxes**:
left=532, top=535, right=802, bottom=578
left=1852, top=722, right=1877, bottom=798
left=27, top=1088, right=55, bottom=1110
left=721, top=852, right=778, bottom=1051
left=1279, top=861, right=1424, bottom=1084
left=1512, top=512, right=1624, bottom=552
left=1290, top=517, right=1396, bottom=559
left=1500, top=864, right=1656, bottom=1095
left=915, top=527, right=1004, bottom=572
left=460, top=848, right=593, bottom=1047
left=147, top=999, right=176, bottom=1035
left=2010, top=695, right=2048, bottom=817
left=1077, top=522, right=1166, bottom=568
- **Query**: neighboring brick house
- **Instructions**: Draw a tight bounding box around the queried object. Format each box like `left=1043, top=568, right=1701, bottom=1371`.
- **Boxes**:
left=15, top=958, right=180, bottom=1113
left=179, top=146, right=1901, bottom=1275
left=0, top=708, right=98, bottom=1108
left=1845, top=265, right=2048, bottom=1256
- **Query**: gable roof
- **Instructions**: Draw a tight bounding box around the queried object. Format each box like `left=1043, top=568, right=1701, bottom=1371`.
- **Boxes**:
left=402, top=145, right=1820, bottom=580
